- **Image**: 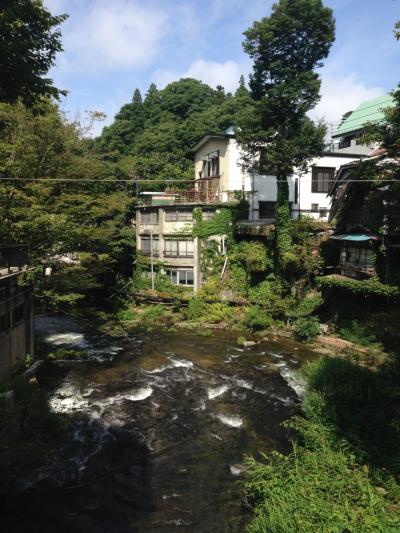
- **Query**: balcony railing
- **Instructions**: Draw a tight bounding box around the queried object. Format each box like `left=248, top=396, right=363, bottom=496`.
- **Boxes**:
left=336, top=263, right=376, bottom=279
left=0, top=245, right=28, bottom=279
left=139, top=190, right=221, bottom=206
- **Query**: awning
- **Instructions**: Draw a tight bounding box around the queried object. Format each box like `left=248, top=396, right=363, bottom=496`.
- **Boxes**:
left=330, top=233, right=380, bottom=242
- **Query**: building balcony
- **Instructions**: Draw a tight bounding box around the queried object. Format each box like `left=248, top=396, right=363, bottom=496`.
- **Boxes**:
left=336, top=262, right=376, bottom=280
left=0, top=245, right=28, bottom=280
left=138, top=190, right=222, bottom=207
left=235, top=219, right=275, bottom=236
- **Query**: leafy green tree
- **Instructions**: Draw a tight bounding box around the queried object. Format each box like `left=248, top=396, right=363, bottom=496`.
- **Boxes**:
left=99, top=88, right=145, bottom=154
left=0, top=101, right=135, bottom=311
left=237, top=0, right=335, bottom=275
left=0, top=0, right=67, bottom=104
left=235, top=75, right=249, bottom=98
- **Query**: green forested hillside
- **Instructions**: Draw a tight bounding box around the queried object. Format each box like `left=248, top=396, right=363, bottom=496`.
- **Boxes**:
left=0, top=75, right=252, bottom=312
left=95, top=76, right=251, bottom=184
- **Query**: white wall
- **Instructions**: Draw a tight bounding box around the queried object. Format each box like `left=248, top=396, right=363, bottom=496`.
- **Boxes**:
left=294, top=154, right=361, bottom=220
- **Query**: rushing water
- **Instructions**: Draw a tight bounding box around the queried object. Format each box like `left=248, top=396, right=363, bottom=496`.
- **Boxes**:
left=14, top=315, right=317, bottom=533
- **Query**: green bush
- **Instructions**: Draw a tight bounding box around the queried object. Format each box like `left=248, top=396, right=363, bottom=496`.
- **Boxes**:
left=141, top=304, right=165, bottom=321
left=187, top=297, right=208, bottom=321
left=244, top=305, right=273, bottom=331
left=186, top=297, right=230, bottom=323
left=293, top=316, right=320, bottom=340
left=205, top=302, right=231, bottom=323
left=317, top=275, right=400, bottom=300
left=288, top=294, right=323, bottom=317
left=337, top=319, right=382, bottom=349
left=47, top=348, right=88, bottom=360
left=118, top=308, right=136, bottom=321
left=245, top=413, right=400, bottom=533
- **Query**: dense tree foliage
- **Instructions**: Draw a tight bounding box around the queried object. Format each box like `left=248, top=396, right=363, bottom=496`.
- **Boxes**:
left=0, top=101, right=135, bottom=311
left=96, top=77, right=252, bottom=187
left=0, top=0, right=67, bottom=104
left=237, top=0, right=335, bottom=275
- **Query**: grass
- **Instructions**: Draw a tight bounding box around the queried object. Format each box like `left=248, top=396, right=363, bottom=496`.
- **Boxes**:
left=244, top=354, right=400, bottom=532
left=337, top=319, right=383, bottom=350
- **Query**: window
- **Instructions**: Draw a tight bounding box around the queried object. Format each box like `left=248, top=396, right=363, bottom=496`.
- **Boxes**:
left=202, top=209, right=216, bottom=221
left=140, top=236, right=159, bottom=256
left=258, top=201, right=276, bottom=219
left=166, top=269, right=194, bottom=286
left=200, top=153, right=220, bottom=178
left=141, top=209, right=159, bottom=225
left=165, top=209, right=193, bottom=222
left=342, top=246, right=375, bottom=268
left=311, top=203, right=319, bottom=212
left=312, top=167, right=335, bottom=193
left=12, top=305, right=24, bottom=325
left=164, top=239, right=194, bottom=257
left=319, top=209, right=328, bottom=218
left=339, top=136, right=354, bottom=149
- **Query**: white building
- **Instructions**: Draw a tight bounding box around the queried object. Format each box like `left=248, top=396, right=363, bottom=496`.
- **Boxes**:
left=135, top=97, right=392, bottom=291
left=192, top=132, right=363, bottom=223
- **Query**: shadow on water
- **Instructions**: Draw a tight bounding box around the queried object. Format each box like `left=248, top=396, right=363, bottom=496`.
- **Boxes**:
left=5, top=315, right=318, bottom=532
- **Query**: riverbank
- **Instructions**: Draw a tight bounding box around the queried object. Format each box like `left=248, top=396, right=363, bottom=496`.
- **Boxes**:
left=108, top=300, right=391, bottom=368
left=244, top=353, right=400, bottom=532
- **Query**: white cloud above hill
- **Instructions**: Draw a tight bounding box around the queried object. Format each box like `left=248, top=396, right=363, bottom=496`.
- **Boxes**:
left=153, top=59, right=246, bottom=93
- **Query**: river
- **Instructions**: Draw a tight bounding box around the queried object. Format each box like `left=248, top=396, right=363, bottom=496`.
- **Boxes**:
left=14, top=315, right=317, bottom=533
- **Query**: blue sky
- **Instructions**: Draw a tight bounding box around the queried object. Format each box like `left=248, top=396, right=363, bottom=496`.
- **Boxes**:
left=44, top=0, right=400, bottom=136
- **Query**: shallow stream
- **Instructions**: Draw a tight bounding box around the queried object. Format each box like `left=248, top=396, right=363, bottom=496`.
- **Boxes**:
left=17, top=316, right=317, bottom=532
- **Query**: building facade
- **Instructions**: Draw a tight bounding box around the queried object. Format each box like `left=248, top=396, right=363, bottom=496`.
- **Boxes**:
left=0, top=245, right=34, bottom=380
left=192, top=132, right=362, bottom=223
left=135, top=96, right=394, bottom=291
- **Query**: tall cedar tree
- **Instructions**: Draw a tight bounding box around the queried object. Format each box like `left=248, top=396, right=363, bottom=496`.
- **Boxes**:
left=0, top=0, right=67, bottom=105
left=237, top=0, right=335, bottom=275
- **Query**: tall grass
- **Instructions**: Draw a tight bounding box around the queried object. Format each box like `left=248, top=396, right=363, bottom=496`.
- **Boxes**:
left=244, top=355, right=400, bottom=532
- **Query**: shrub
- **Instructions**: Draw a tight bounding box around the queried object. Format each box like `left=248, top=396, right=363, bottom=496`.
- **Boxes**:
left=205, top=302, right=231, bottom=323
left=186, top=297, right=230, bottom=323
left=293, top=316, right=320, bottom=340
left=337, top=319, right=382, bottom=349
left=244, top=413, right=400, bottom=533
left=47, top=348, right=88, bottom=360
left=141, top=304, right=165, bottom=321
left=248, top=279, right=283, bottom=306
left=118, top=308, right=136, bottom=321
left=187, top=297, right=208, bottom=321
left=316, top=275, right=400, bottom=300
left=244, top=305, right=273, bottom=331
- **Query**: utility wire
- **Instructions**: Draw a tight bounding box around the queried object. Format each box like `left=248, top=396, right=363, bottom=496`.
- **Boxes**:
left=0, top=177, right=399, bottom=183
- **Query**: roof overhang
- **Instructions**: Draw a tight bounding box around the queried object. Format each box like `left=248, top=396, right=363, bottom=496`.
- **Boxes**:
left=329, top=233, right=380, bottom=242
left=191, top=134, right=234, bottom=152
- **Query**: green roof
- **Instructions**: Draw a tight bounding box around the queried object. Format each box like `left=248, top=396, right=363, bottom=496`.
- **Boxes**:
left=333, top=94, right=394, bottom=138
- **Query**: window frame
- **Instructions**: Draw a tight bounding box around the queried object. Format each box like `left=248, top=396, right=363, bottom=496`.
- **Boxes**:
left=140, top=235, right=159, bottom=256
left=140, top=209, right=159, bottom=225
left=311, top=167, right=335, bottom=193
left=165, top=209, right=193, bottom=222
left=165, top=269, right=194, bottom=286
left=164, top=239, right=194, bottom=258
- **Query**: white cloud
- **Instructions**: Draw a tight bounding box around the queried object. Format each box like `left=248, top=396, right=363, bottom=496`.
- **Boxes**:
left=311, top=74, right=385, bottom=128
left=153, top=59, right=246, bottom=93
left=55, top=0, right=167, bottom=72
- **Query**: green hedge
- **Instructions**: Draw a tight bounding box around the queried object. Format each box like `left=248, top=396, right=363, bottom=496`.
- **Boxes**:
left=316, top=276, right=400, bottom=300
